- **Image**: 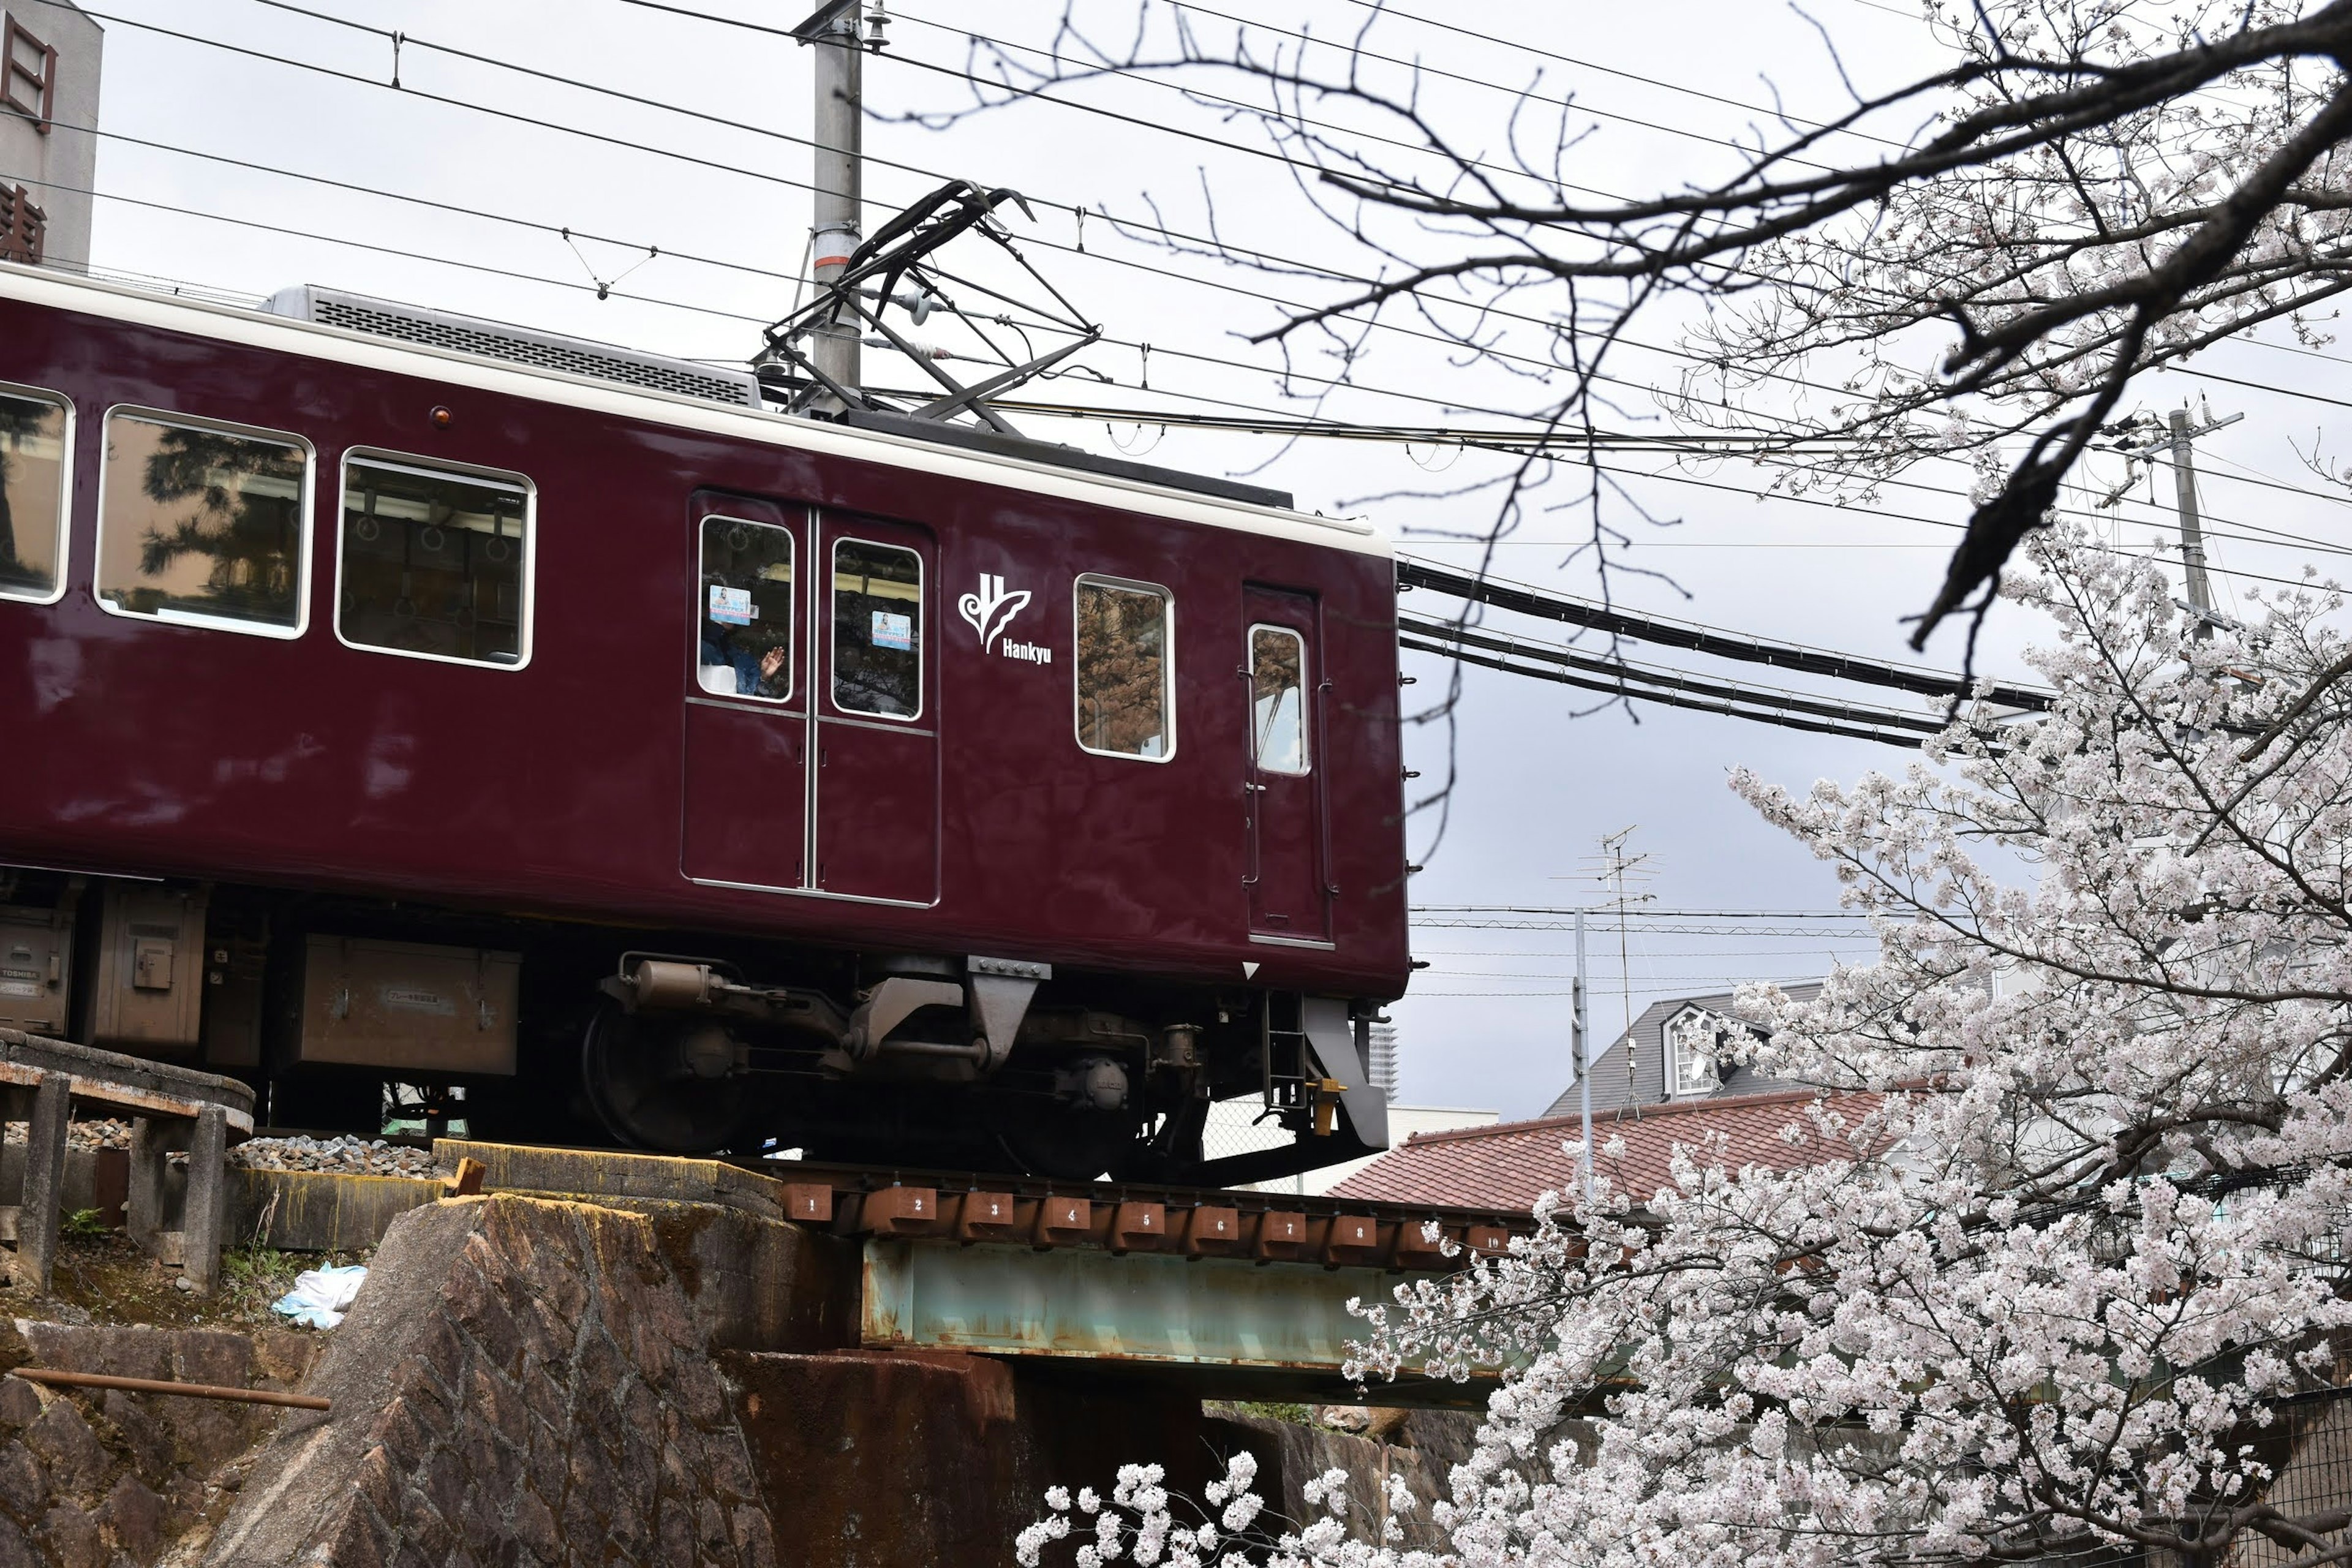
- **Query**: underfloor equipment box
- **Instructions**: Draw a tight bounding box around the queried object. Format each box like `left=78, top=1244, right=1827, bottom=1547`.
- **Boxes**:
left=0, top=903, right=72, bottom=1036
left=292, top=935, right=521, bottom=1076
left=91, top=885, right=208, bottom=1057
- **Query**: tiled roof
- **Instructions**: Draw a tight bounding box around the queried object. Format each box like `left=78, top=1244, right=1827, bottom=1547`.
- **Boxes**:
left=1327, top=1087, right=1881, bottom=1213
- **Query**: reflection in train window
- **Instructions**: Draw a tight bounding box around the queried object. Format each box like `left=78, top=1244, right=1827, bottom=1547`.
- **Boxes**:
left=97, top=410, right=311, bottom=637
left=0, top=385, right=69, bottom=605
left=831, top=538, right=922, bottom=719
left=338, top=453, right=533, bottom=668
left=1250, top=624, right=1308, bottom=775
left=697, top=515, right=794, bottom=702
left=1074, top=576, right=1174, bottom=761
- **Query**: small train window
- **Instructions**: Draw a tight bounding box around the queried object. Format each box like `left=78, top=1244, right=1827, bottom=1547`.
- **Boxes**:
left=1074, top=575, right=1174, bottom=761
left=1249, top=624, right=1308, bottom=775
left=337, top=453, right=533, bottom=669
left=96, top=409, right=311, bottom=638
left=831, top=538, right=922, bottom=720
left=697, top=515, right=793, bottom=703
left=0, top=383, right=70, bottom=606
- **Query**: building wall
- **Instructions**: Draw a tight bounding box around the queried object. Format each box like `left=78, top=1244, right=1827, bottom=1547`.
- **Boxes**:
left=1544, top=982, right=1823, bottom=1118
left=0, top=2, right=100, bottom=270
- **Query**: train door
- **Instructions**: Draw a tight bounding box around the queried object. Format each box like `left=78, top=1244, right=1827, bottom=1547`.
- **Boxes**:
left=1242, top=586, right=1332, bottom=943
left=812, top=513, right=939, bottom=904
left=681, top=498, right=810, bottom=892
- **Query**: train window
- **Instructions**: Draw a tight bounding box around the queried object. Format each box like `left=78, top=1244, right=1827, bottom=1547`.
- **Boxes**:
left=0, top=384, right=70, bottom=605
left=1249, top=624, right=1309, bottom=775
left=96, top=409, right=311, bottom=638
left=337, top=453, right=533, bottom=668
left=831, top=538, right=922, bottom=719
left=697, top=515, right=793, bottom=702
left=1074, top=575, right=1174, bottom=761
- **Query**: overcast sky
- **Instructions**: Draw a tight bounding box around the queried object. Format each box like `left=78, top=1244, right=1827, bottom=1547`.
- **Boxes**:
left=42, top=0, right=2352, bottom=1118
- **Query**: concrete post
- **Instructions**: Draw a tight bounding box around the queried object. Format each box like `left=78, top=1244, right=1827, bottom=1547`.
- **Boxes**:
left=18, top=1070, right=71, bottom=1294
left=182, top=1103, right=228, bottom=1295
left=127, top=1113, right=185, bottom=1253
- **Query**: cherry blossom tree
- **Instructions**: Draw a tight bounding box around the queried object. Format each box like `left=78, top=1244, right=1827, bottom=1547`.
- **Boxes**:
left=1017, top=532, right=2352, bottom=1568
left=941, top=0, right=2352, bottom=651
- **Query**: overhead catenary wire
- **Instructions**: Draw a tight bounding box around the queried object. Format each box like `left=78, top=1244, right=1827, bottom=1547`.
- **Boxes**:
left=1398, top=614, right=1953, bottom=736
left=1403, top=631, right=1932, bottom=748
left=74, top=3, right=2352, bottom=609
left=1413, top=907, right=1875, bottom=918
left=112, top=0, right=2352, bottom=477
left=1400, top=559, right=2054, bottom=709
left=47, top=157, right=2331, bottom=598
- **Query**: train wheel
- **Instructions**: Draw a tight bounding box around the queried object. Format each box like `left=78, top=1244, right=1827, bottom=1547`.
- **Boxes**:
left=579, top=1003, right=752, bottom=1154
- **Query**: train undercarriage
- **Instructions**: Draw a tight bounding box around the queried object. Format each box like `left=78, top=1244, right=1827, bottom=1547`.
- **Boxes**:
left=0, top=867, right=1384, bottom=1183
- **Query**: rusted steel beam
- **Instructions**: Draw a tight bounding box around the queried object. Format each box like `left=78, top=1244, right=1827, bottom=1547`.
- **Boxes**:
left=8, top=1367, right=330, bottom=1411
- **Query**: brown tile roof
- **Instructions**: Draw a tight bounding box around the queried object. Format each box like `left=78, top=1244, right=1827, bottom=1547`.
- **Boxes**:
left=1327, top=1088, right=1881, bottom=1213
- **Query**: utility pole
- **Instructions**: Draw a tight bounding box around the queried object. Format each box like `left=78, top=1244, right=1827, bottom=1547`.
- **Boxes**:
left=1573, top=907, right=1591, bottom=1209
left=792, top=0, right=883, bottom=407
left=1593, top=828, right=1651, bottom=1115
left=2114, top=403, right=2241, bottom=638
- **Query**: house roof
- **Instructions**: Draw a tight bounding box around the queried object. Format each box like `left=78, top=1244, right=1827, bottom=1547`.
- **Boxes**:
left=1327, top=1087, right=1880, bottom=1213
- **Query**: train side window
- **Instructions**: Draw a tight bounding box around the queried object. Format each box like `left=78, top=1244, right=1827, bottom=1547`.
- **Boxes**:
left=831, top=538, right=922, bottom=720
left=1074, top=575, right=1174, bottom=761
left=697, top=515, right=794, bottom=701
left=0, top=383, right=71, bottom=605
left=1248, top=624, right=1309, bottom=775
left=336, top=452, right=533, bottom=668
left=96, top=409, right=311, bottom=638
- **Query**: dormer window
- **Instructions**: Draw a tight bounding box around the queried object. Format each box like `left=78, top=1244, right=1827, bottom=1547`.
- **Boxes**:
left=2, top=16, right=56, bottom=133
left=1664, top=1006, right=1727, bottom=1098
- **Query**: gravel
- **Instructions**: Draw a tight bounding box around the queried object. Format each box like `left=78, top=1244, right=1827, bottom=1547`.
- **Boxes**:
left=0, top=1118, right=132, bottom=1150
left=226, top=1136, right=447, bottom=1178
left=5, top=1121, right=447, bottom=1178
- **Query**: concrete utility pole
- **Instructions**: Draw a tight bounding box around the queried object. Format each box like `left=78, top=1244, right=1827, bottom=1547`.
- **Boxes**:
left=1574, top=907, right=1592, bottom=1208
left=794, top=0, right=878, bottom=405
left=2159, top=403, right=2242, bottom=638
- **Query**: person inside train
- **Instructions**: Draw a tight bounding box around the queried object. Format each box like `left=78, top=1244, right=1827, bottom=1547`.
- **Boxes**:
left=698, top=571, right=790, bottom=700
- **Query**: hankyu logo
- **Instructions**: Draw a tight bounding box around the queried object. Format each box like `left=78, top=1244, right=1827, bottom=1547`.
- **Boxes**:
left=957, top=572, right=1031, bottom=654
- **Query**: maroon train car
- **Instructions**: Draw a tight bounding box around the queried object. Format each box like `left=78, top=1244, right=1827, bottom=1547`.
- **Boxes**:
left=0, top=266, right=1408, bottom=1180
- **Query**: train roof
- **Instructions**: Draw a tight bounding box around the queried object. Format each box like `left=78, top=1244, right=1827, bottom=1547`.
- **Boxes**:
left=0, top=264, right=1391, bottom=559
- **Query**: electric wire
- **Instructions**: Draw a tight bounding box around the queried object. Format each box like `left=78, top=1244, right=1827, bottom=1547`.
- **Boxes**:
left=1168, top=0, right=1907, bottom=149
left=116, top=0, right=2352, bottom=480
left=1415, top=905, right=1871, bottom=919
left=1396, top=613, right=1955, bottom=734
left=48, top=143, right=2332, bottom=600
left=70, top=7, right=2352, bottom=607
left=1402, top=631, right=1931, bottom=748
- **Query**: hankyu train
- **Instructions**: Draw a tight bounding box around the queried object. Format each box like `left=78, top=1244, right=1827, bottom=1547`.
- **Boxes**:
left=0, top=265, right=1408, bottom=1182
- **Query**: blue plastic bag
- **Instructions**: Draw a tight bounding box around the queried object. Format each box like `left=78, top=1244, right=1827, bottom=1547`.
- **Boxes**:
left=271, top=1264, right=368, bottom=1329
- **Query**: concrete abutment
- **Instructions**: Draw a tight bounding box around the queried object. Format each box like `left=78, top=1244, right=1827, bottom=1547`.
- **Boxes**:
left=2, top=1191, right=1466, bottom=1566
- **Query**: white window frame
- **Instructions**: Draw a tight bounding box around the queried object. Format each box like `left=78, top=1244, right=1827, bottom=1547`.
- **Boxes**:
left=1246, top=620, right=1310, bottom=776
left=0, top=379, right=72, bottom=607
left=829, top=534, right=924, bottom=724
left=94, top=405, right=315, bottom=641
left=1072, top=572, right=1177, bottom=764
left=333, top=447, right=537, bottom=671
left=1664, top=1006, right=1724, bottom=1098
left=693, top=513, right=797, bottom=706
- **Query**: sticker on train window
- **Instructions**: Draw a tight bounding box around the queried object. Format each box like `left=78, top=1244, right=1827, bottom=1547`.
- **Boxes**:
left=832, top=537, right=922, bottom=720
left=709, top=584, right=755, bottom=626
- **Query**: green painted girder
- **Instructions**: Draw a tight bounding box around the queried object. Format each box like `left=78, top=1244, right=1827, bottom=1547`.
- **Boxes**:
left=862, top=1237, right=1411, bottom=1373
